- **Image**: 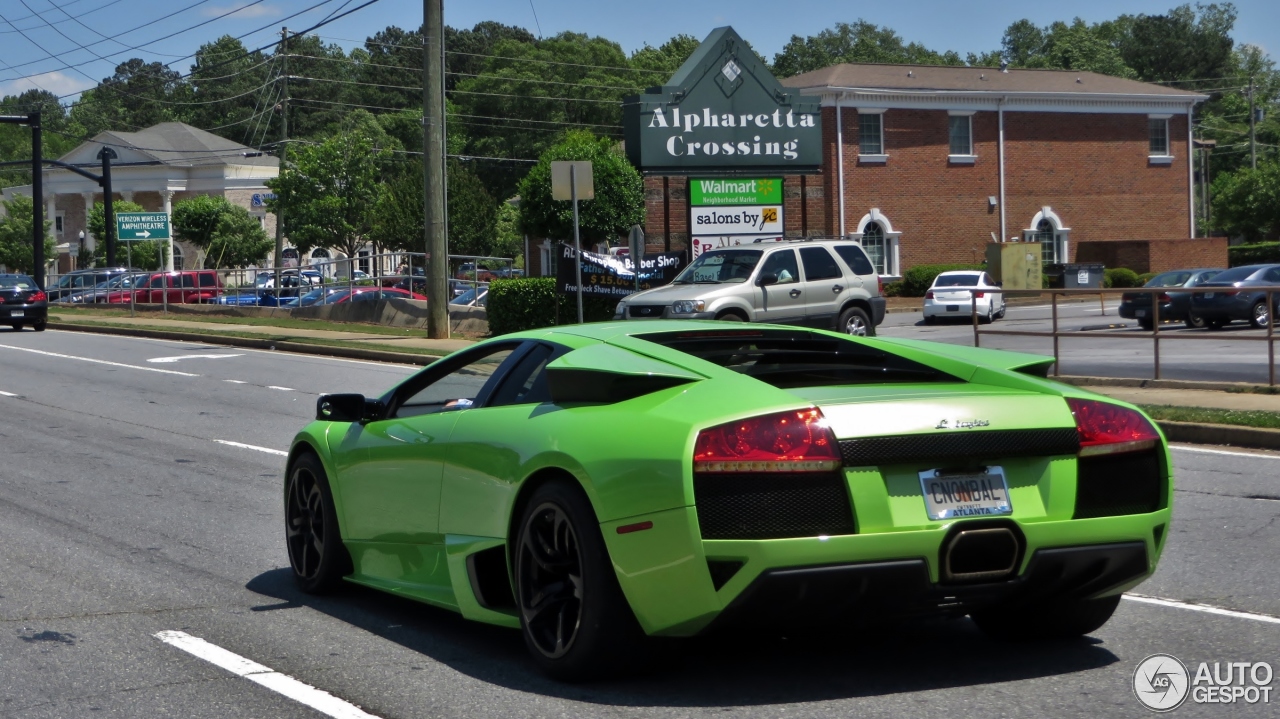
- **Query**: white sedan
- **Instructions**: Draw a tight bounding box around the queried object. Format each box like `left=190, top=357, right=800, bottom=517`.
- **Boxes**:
left=922, top=270, right=1005, bottom=323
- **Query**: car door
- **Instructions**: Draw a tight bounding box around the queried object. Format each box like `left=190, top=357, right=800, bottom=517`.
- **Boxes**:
left=335, top=341, right=525, bottom=550
left=755, top=248, right=805, bottom=324
left=982, top=272, right=1003, bottom=313
left=798, top=246, right=848, bottom=328
left=440, top=342, right=569, bottom=538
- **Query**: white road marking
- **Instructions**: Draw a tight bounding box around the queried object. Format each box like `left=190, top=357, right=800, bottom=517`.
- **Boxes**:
left=1172, top=445, right=1280, bottom=460
left=147, top=353, right=243, bottom=363
left=0, top=344, right=198, bottom=376
left=213, top=439, right=288, bottom=457
left=0, top=390, right=16, bottom=397
left=154, top=631, right=381, bottom=719
left=1124, top=593, right=1280, bottom=625
left=268, top=385, right=295, bottom=391
left=49, top=329, right=425, bottom=369
left=223, top=379, right=247, bottom=384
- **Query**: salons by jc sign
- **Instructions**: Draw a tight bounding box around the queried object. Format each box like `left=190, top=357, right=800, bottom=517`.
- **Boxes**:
left=623, top=26, right=822, bottom=175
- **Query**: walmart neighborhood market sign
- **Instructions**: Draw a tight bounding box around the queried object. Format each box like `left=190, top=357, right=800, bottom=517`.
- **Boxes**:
left=690, top=178, right=781, bottom=205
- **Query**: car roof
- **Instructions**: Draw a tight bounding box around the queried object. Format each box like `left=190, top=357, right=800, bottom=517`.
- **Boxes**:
left=934, top=270, right=983, bottom=276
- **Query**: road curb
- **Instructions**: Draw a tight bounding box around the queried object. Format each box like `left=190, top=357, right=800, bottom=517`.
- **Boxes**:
left=1057, top=375, right=1280, bottom=394
left=1157, top=420, right=1280, bottom=452
left=47, top=322, right=440, bottom=366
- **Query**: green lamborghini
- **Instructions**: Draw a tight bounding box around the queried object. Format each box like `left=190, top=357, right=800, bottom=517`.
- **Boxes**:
left=284, top=321, right=1172, bottom=680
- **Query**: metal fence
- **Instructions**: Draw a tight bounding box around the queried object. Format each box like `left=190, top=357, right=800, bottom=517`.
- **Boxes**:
left=965, top=286, right=1280, bottom=385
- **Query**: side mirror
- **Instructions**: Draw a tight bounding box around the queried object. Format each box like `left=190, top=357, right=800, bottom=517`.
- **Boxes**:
left=317, top=393, right=385, bottom=423
left=757, top=272, right=779, bottom=287
left=995, top=281, right=1003, bottom=287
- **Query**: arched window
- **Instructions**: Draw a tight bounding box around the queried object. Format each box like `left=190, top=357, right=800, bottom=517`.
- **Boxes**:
left=171, top=243, right=184, bottom=271
left=1022, top=208, right=1071, bottom=265
left=852, top=208, right=901, bottom=276
left=1037, top=219, right=1056, bottom=266
left=863, top=222, right=886, bottom=275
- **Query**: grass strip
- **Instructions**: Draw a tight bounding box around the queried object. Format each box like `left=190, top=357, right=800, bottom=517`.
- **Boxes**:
left=48, top=307, right=426, bottom=337
left=1139, top=404, right=1280, bottom=431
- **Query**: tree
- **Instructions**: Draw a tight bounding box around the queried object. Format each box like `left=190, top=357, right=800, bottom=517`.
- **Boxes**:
left=518, top=130, right=643, bottom=244
left=772, top=21, right=964, bottom=78
left=265, top=129, right=392, bottom=259
left=185, top=36, right=274, bottom=145
left=0, top=195, right=54, bottom=275
left=68, top=58, right=183, bottom=136
left=87, top=200, right=145, bottom=245
left=173, top=195, right=272, bottom=268
left=493, top=200, right=522, bottom=263
left=630, top=35, right=702, bottom=75
left=1211, top=160, right=1280, bottom=241
left=371, top=159, right=500, bottom=258
left=1119, top=4, right=1236, bottom=84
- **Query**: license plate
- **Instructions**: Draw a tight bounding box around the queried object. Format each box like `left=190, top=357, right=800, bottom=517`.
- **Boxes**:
left=9, top=310, right=23, bottom=317
left=945, top=305, right=959, bottom=312
left=919, top=467, right=1012, bottom=520
left=1204, top=293, right=1214, bottom=298
left=1136, top=309, right=1147, bottom=318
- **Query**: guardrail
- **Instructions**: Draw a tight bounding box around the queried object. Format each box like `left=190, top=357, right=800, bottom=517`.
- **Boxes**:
left=963, top=286, right=1280, bottom=385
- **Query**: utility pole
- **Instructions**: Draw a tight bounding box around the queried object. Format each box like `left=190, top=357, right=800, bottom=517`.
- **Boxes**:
left=424, top=0, right=448, bottom=338
left=30, top=111, right=44, bottom=289
left=1249, top=75, right=1257, bottom=170
left=100, top=148, right=115, bottom=268
left=275, top=26, right=289, bottom=291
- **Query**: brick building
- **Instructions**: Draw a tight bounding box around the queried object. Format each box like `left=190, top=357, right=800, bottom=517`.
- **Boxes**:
left=639, top=63, right=1217, bottom=279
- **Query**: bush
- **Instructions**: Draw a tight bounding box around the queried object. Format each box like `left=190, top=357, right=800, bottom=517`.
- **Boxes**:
left=487, top=277, right=616, bottom=335
left=1228, top=242, right=1280, bottom=267
left=900, top=263, right=985, bottom=297
left=1103, top=267, right=1141, bottom=288
left=881, top=280, right=904, bottom=297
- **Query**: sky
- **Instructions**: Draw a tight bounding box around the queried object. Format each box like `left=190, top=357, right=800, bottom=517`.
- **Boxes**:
left=1, top=0, right=1276, bottom=102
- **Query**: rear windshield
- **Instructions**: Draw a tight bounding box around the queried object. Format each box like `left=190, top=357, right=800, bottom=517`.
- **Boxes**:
left=636, top=329, right=959, bottom=389
left=933, top=274, right=981, bottom=287
left=0, top=276, right=35, bottom=289
left=1208, top=266, right=1263, bottom=283
left=672, top=249, right=762, bottom=284
left=1146, top=271, right=1192, bottom=287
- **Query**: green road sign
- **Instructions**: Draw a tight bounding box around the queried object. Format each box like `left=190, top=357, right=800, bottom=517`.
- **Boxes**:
left=116, top=212, right=171, bottom=241
left=689, top=178, right=781, bottom=206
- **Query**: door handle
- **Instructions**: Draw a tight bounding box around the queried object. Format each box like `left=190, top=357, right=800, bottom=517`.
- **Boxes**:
left=789, top=289, right=801, bottom=298
left=832, top=284, right=843, bottom=294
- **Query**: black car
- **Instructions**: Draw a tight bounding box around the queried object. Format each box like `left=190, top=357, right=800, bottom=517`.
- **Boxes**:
left=1, top=273, right=48, bottom=331
left=47, top=267, right=132, bottom=302
left=1189, top=264, right=1280, bottom=329
left=1119, top=268, right=1223, bottom=329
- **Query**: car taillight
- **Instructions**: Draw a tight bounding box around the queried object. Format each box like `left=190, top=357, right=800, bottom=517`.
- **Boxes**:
left=1158, top=293, right=1171, bottom=303
left=694, top=408, right=841, bottom=473
left=29, top=290, right=46, bottom=302
left=925, top=290, right=934, bottom=299
left=1066, top=398, right=1160, bottom=457
left=877, top=276, right=884, bottom=296
left=973, top=291, right=985, bottom=298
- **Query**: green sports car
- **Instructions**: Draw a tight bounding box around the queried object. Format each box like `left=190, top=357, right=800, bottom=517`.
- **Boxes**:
left=284, top=320, right=1172, bottom=680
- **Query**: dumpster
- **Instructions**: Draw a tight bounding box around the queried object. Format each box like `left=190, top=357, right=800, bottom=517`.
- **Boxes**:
left=1044, top=263, right=1065, bottom=289
left=1062, top=263, right=1104, bottom=289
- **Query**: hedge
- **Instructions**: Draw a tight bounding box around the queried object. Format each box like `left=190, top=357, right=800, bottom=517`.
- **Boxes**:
left=487, top=277, right=617, bottom=335
left=1228, top=242, right=1280, bottom=267
left=900, top=263, right=985, bottom=297
left=1103, top=267, right=1141, bottom=288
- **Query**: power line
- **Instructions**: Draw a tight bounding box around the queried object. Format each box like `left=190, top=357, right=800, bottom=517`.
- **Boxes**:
left=0, top=0, right=127, bottom=35
left=289, top=73, right=626, bottom=104
left=285, top=52, right=644, bottom=91
left=288, top=96, right=622, bottom=130
left=316, top=34, right=669, bottom=75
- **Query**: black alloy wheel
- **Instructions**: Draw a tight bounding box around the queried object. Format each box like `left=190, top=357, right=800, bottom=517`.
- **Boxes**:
left=517, top=501, right=584, bottom=660
left=285, top=454, right=349, bottom=593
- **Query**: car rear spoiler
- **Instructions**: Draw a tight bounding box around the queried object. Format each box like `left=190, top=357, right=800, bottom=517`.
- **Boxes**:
left=871, top=338, right=1057, bottom=378
left=545, top=343, right=704, bottom=404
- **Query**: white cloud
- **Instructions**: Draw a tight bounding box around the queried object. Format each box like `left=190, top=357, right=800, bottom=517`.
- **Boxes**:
left=0, top=71, right=96, bottom=100
left=203, top=3, right=282, bottom=19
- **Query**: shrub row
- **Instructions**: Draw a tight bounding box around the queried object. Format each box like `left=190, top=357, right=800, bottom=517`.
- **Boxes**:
left=900, top=263, right=985, bottom=297
left=487, top=277, right=617, bottom=335
left=1228, top=242, right=1280, bottom=267
left=1103, top=267, right=1142, bottom=288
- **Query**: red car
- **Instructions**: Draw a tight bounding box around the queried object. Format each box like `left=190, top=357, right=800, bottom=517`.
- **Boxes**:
left=105, top=270, right=223, bottom=304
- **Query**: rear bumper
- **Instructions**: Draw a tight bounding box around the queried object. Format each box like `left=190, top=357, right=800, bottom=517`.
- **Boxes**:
left=869, top=296, right=886, bottom=326
left=3, top=303, right=46, bottom=324
left=923, top=296, right=993, bottom=318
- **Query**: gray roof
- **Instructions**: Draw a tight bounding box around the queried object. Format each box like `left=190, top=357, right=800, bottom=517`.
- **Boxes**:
left=68, top=122, right=279, bottom=168
left=780, top=64, right=1204, bottom=99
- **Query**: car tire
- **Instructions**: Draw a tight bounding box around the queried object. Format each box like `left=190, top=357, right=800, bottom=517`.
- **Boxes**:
left=1138, top=318, right=1154, bottom=331
left=923, top=314, right=936, bottom=325
left=1186, top=314, right=1207, bottom=330
left=33, top=321, right=46, bottom=332
left=1250, top=301, right=1270, bottom=329
left=838, top=306, right=874, bottom=337
left=970, top=594, right=1122, bottom=642
left=284, top=453, right=352, bottom=594
left=515, top=479, right=648, bottom=682
left=980, top=305, right=994, bottom=324
left=715, top=311, right=745, bottom=322
left=996, top=304, right=1006, bottom=320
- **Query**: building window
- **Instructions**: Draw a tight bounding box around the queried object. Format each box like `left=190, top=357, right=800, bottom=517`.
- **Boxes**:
left=172, top=243, right=184, bottom=271
left=862, top=222, right=887, bottom=274
left=1149, top=118, right=1169, bottom=156
left=1037, top=219, right=1058, bottom=265
left=54, top=211, right=65, bottom=236
left=859, top=113, right=883, bottom=155
left=949, top=115, right=973, bottom=156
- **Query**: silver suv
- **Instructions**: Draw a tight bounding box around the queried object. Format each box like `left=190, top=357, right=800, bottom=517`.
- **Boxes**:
left=615, top=239, right=886, bottom=336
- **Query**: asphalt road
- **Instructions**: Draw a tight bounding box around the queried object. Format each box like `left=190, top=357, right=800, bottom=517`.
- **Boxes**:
left=1, top=329, right=1277, bottom=718
left=881, top=299, right=1280, bottom=384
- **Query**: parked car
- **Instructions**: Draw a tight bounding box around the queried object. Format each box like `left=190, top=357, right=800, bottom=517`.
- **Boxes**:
left=1119, top=268, right=1223, bottom=330
left=325, top=287, right=427, bottom=304
left=59, top=273, right=145, bottom=304
left=455, top=263, right=496, bottom=282
left=104, top=270, right=222, bottom=304
left=1, top=273, right=47, bottom=331
left=256, top=269, right=321, bottom=290
left=449, top=285, right=488, bottom=308
left=286, top=321, right=1173, bottom=680
left=47, top=268, right=132, bottom=302
left=923, top=270, right=1005, bottom=324
left=288, top=286, right=349, bottom=307
left=1189, top=264, right=1280, bottom=329
left=615, top=239, right=885, bottom=336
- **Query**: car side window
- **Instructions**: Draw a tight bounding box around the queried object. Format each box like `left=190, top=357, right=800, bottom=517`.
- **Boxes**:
left=799, top=247, right=843, bottom=281
left=1266, top=268, right=1280, bottom=283
left=393, top=346, right=519, bottom=419
left=200, top=273, right=218, bottom=287
left=487, top=344, right=565, bottom=408
left=181, top=274, right=197, bottom=288
left=831, top=244, right=876, bottom=276
left=759, top=249, right=799, bottom=284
